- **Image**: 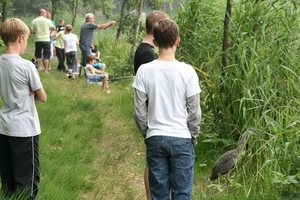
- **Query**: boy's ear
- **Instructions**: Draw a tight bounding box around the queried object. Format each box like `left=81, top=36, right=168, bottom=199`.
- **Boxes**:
left=153, top=39, right=158, bottom=47
left=175, top=37, right=180, bottom=46
left=18, top=35, right=24, bottom=43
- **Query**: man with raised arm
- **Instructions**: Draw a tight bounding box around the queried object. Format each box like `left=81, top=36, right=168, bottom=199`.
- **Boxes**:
left=79, top=13, right=116, bottom=71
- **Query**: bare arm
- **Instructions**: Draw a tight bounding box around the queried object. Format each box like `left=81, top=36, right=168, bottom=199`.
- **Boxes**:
left=97, top=21, right=117, bottom=29
left=30, top=29, right=35, bottom=34
left=95, top=69, right=107, bottom=74
left=50, top=27, right=56, bottom=39
left=30, top=88, right=47, bottom=102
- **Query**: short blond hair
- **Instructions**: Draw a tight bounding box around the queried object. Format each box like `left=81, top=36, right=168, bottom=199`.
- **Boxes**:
left=64, top=24, right=73, bottom=33
left=0, top=18, right=30, bottom=45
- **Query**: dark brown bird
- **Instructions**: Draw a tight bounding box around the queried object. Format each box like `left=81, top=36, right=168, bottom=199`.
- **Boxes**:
left=209, top=128, right=256, bottom=181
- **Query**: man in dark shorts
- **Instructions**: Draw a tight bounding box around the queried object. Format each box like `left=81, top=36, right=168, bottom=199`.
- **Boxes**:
left=30, top=9, right=56, bottom=73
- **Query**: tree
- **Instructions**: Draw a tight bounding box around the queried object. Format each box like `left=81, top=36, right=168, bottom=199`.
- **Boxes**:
left=71, top=0, right=80, bottom=26
left=1, top=0, right=9, bottom=22
left=130, top=0, right=143, bottom=56
left=221, top=0, right=231, bottom=69
left=114, top=0, right=171, bottom=58
left=115, top=0, right=128, bottom=42
left=51, top=0, right=60, bottom=20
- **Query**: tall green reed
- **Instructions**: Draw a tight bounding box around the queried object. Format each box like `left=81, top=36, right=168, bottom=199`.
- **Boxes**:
left=176, top=0, right=300, bottom=198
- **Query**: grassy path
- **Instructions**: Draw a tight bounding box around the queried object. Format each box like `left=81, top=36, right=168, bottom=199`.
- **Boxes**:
left=35, top=70, right=148, bottom=199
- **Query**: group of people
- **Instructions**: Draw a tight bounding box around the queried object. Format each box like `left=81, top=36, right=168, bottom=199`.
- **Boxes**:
left=79, top=13, right=115, bottom=92
left=30, top=9, right=113, bottom=91
left=0, top=8, right=201, bottom=200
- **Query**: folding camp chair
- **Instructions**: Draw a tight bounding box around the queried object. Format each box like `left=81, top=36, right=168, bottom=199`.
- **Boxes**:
left=83, top=74, right=103, bottom=89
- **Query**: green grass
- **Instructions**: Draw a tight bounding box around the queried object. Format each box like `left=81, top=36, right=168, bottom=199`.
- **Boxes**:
left=0, top=32, right=147, bottom=199
left=36, top=71, right=146, bottom=200
left=1, top=8, right=300, bottom=199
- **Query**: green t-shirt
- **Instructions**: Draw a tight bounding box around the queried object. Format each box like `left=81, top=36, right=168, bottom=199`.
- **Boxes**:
left=31, top=16, right=54, bottom=42
left=55, top=31, right=65, bottom=49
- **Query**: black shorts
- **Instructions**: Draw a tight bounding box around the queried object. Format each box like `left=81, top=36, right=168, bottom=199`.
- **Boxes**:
left=0, top=134, right=40, bottom=199
left=35, top=42, right=51, bottom=59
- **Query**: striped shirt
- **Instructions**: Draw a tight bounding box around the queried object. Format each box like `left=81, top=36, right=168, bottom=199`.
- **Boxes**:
left=79, top=22, right=98, bottom=47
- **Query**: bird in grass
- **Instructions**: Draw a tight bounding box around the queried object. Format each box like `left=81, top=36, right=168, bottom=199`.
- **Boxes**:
left=209, top=128, right=256, bottom=181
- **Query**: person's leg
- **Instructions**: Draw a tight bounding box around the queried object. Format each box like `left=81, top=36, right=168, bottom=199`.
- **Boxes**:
left=41, top=42, right=51, bottom=73
left=102, top=73, right=110, bottom=93
left=34, top=42, right=43, bottom=70
left=144, top=166, right=152, bottom=200
left=55, top=47, right=63, bottom=71
left=79, top=44, right=92, bottom=74
left=1, top=135, right=40, bottom=200
left=91, top=75, right=103, bottom=83
left=65, top=52, right=73, bottom=78
left=169, top=138, right=195, bottom=200
left=49, top=43, right=54, bottom=70
left=62, top=50, right=66, bottom=72
left=146, top=136, right=170, bottom=200
left=65, top=52, right=71, bottom=71
left=42, top=59, right=50, bottom=73
left=71, top=51, right=78, bottom=79
left=96, top=51, right=101, bottom=60
left=0, top=134, right=15, bottom=197
left=79, top=44, right=87, bottom=68
left=36, top=59, right=42, bottom=70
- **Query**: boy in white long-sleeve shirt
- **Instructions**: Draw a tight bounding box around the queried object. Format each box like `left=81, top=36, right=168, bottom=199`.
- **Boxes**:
left=132, top=19, right=201, bottom=200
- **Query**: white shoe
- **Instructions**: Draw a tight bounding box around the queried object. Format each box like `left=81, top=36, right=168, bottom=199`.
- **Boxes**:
left=103, top=88, right=110, bottom=94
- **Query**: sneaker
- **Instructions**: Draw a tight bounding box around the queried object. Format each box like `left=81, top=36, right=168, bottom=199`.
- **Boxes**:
left=67, top=69, right=73, bottom=79
left=103, top=88, right=110, bottom=94
left=37, top=66, right=44, bottom=71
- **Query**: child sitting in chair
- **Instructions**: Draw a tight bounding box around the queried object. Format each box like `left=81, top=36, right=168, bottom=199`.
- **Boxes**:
left=85, top=54, right=110, bottom=93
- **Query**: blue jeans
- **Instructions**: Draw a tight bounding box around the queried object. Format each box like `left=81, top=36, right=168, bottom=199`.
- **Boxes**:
left=146, top=136, right=195, bottom=200
left=87, top=74, right=105, bottom=82
left=65, top=51, right=78, bottom=73
left=79, top=44, right=92, bottom=68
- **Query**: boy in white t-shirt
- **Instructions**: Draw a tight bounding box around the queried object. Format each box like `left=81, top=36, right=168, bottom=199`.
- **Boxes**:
left=0, top=18, right=47, bottom=199
left=132, top=19, right=201, bottom=200
left=63, top=24, right=79, bottom=80
left=85, top=54, right=110, bottom=93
